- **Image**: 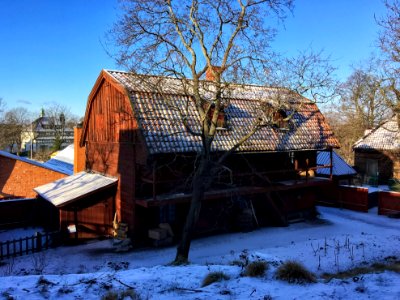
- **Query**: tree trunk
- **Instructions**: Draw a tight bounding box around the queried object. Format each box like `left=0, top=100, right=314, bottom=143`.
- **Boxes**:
left=174, top=157, right=213, bottom=264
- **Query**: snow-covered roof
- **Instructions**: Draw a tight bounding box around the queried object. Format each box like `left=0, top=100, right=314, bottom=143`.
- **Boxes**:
left=34, top=172, right=118, bottom=207
left=101, top=70, right=339, bottom=154
left=0, top=150, right=71, bottom=175
left=353, top=116, right=400, bottom=151
left=42, top=145, right=74, bottom=175
left=316, top=150, right=357, bottom=177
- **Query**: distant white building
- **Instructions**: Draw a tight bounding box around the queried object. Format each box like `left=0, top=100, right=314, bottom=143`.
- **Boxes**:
left=22, top=111, right=74, bottom=153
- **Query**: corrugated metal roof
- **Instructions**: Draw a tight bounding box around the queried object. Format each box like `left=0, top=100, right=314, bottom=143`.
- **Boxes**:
left=317, top=150, right=356, bottom=176
left=34, top=172, right=118, bottom=207
left=106, top=70, right=340, bottom=154
left=353, top=116, right=400, bottom=151
left=0, top=150, right=71, bottom=175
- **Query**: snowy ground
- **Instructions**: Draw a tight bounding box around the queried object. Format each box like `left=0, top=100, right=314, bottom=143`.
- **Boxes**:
left=0, top=206, right=399, bottom=299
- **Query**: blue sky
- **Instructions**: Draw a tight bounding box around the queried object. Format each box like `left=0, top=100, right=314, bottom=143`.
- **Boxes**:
left=0, top=0, right=387, bottom=117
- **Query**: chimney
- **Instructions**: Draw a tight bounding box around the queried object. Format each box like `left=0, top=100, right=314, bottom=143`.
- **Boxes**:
left=206, top=66, right=223, bottom=81
left=73, top=126, right=86, bottom=173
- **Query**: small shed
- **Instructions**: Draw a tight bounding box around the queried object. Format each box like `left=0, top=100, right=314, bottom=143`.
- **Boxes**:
left=34, top=172, right=118, bottom=239
left=353, top=116, right=400, bottom=183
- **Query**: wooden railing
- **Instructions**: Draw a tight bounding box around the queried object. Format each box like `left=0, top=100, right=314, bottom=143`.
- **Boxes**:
left=0, top=231, right=61, bottom=260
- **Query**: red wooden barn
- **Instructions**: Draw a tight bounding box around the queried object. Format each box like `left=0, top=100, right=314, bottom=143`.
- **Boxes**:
left=35, top=69, right=340, bottom=241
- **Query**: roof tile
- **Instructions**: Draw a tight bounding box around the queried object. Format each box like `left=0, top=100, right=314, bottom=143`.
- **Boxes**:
left=107, top=70, right=339, bottom=154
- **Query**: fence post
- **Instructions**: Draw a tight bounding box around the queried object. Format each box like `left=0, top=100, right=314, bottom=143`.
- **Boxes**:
left=6, top=240, right=10, bottom=258
left=19, top=238, right=23, bottom=256
left=35, top=232, right=42, bottom=252
left=45, top=232, right=49, bottom=249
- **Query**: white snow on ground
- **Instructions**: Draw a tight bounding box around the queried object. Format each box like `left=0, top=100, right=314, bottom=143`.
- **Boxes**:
left=0, top=206, right=399, bottom=299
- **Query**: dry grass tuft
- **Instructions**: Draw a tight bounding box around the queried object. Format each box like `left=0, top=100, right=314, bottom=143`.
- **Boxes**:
left=201, top=271, right=230, bottom=287
left=243, top=261, right=268, bottom=277
left=101, top=288, right=140, bottom=300
left=275, top=260, right=316, bottom=284
left=323, top=261, right=400, bottom=282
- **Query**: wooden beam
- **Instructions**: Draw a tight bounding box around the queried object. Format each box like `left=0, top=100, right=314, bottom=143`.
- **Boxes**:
left=135, top=178, right=332, bottom=208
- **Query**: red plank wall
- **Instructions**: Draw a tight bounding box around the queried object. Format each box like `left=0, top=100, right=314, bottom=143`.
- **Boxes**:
left=0, top=155, right=67, bottom=199
left=379, top=191, right=400, bottom=215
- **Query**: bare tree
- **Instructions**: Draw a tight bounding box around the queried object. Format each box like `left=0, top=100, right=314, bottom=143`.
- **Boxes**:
left=377, top=0, right=400, bottom=114
left=42, top=104, right=78, bottom=151
left=0, top=107, right=32, bottom=154
left=111, top=0, right=337, bottom=263
left=326, top=59, right=392, bottom=163
left=0, top=98, right=5, bottom=117
left=268, top=49, right=338, bottom=104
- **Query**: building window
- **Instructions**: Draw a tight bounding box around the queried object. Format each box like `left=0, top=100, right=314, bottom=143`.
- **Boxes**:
left=273, top=109, right=289, bottom=130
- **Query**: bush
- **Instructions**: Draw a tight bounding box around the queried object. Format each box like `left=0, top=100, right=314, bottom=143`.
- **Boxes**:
left=201, top=271, right=230, bottom=287
left=275, top=261, right=316, bottom=284
left=243, top=261, right=268, bottom=277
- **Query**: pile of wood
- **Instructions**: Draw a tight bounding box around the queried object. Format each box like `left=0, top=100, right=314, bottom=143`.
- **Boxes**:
left=112, top=214, right=132, bottom=252
left=148, top=223, right=174, bottom=247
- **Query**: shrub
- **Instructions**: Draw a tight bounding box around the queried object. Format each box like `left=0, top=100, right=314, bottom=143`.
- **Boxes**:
left=275, top=261, right=316, bottom=284
left=243, top=261, right=268, bottom=277
left=201, top=271, right=230, bottom=287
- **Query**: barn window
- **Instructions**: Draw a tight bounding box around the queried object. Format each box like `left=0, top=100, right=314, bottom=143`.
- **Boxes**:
left=206, top=103, right=229, bottom=130
left=273, top=109, right=289, bottom=130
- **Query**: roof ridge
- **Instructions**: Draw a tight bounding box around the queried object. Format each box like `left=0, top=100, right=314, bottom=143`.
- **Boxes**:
left=104, top=69, right=294, bottom=92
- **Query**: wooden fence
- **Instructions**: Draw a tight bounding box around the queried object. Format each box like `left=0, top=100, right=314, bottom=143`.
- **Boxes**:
left=378, top=191, right=400, bottom=216
left=337, top=185, right=370, bottom=212
left=0, top=231, right=61, bottom=260
left=0, top=198, right=59, bottom=230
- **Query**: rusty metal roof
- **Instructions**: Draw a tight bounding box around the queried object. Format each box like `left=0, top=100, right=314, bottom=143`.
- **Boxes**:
left=106, top=70, right=339, bottom=154
left=353, top=116, right=400, bottom=151
left=34, top=172, right=118, bottom=207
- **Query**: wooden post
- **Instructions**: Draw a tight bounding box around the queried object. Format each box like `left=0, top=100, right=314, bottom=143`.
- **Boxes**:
left=36, top=232, right=42, bottom=252
left=74, top=207, right=79, bottom=240
left=305, top=158, right=309, bottom=182
left=6, top=240, right=10, bottom=258
left=152, top=162, right=157, bottom=201
left=329, top=148, right=333, bottom=180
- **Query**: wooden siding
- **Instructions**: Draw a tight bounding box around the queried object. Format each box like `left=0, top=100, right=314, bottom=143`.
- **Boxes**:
left=337, top=185, right=369, bottom=212
left=59, top=187, right=116, bottom=239
left=84, top=79, right=137, bottom=144
left=378, top=191, right=400, bottom=216
left=0, top=198, right=59, bottom=230
left=83, top=76, right=139, bottom=235
left=354, top=150, right=400, bottom=182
